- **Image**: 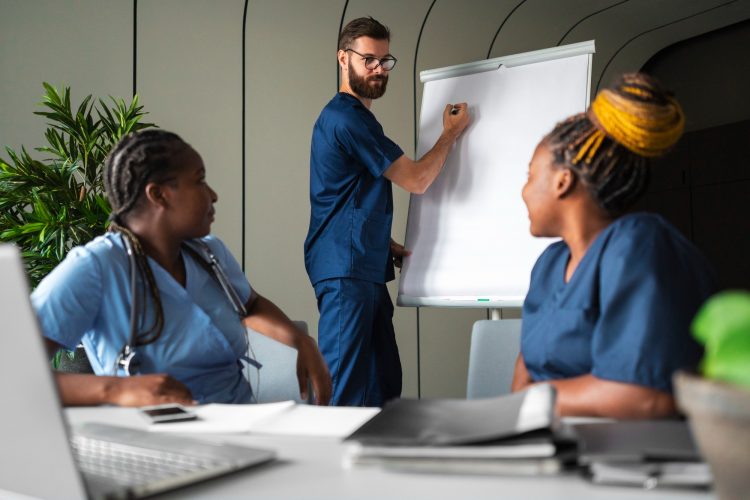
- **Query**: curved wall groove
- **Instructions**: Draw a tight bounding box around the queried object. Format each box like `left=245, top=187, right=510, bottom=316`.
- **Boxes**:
left=133, top=0, right=138, bottom=97
left=556, top=0, right=629, bottom=47
left=488, top=0, right=613, bottom=58
left=412, top=0, right=438, bottom=153
left=486, top=0, right=528, bottom=59
left=241, top=0, right=249, bottom=269
left=336, top=0, right=350, bottom=90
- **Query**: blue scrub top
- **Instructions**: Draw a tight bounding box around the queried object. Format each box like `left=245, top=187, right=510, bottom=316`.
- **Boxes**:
left=31, top=233, right=254, bottom=404
left=521, top=213, right=716, bottom=393
left=304, top=92, right=404, bottom=286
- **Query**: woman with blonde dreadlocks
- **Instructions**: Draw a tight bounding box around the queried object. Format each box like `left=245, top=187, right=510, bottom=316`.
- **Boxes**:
left=32, top=130, right=332, bottom=406
left=512, top=73, right=716, bottom=418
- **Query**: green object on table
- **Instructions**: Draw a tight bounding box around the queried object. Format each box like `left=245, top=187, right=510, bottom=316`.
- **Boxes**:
left=692, top=291, right=750, bottom=387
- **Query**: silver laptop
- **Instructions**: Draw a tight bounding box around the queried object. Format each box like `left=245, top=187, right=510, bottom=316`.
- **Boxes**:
left=0, top=244, right=276, bottom=500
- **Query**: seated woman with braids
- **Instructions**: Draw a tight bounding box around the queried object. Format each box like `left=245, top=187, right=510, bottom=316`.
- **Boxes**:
left=32, top=130, right=332, bottom=406
left=512, top=73, right=716, bottom=419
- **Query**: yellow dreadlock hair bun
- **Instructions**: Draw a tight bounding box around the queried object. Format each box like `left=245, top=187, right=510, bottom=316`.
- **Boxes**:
left=588, top=73, right=685, bottom=158
left=546, top=73, right=684, bottom=214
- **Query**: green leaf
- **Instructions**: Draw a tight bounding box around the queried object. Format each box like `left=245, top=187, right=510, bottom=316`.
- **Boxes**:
left=693, top=291, right=750, bottom=388
left=1, top=83, right=155, bottom=287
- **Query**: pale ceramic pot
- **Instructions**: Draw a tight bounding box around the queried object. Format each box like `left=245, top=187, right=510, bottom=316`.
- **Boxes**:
left=674, top=371, right=750, bottom=500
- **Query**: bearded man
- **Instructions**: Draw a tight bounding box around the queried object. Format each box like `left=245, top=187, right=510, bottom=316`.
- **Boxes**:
left=304, top=16, right=469, bottom=406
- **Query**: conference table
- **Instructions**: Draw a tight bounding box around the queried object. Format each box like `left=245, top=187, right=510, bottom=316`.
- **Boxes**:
left=66, top=407, right=714, bottom=499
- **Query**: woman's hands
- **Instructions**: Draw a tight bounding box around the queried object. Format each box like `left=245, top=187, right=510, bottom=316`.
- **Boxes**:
left=511, top=354, right=533, bottom=392
left=243, top=293, right=332, bottom=405
left=47, top=339, right=194, bottom=407
left=549, top=375, right=677, bottom=419
left=104, top=374, right=195, bottom=407
left=54, top=372, right=194, bottom=407
left=510, top=351, right=677, bottom=418
left=294, top=335, right=332, bottom=405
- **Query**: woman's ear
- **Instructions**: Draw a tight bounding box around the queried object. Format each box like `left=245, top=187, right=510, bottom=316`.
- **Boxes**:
left=143, top=182, right=168, bottom=208
left=555, top=168, right=578, bottom=199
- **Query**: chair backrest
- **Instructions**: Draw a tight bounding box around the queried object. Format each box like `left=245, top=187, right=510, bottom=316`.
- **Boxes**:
left=245, top=320, right=311, bottom=404
left=466, top=319, right=522, bottom=399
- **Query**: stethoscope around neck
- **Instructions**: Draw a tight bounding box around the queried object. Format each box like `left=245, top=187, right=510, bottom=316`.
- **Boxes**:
left=114, top=235, right=254, bottom=377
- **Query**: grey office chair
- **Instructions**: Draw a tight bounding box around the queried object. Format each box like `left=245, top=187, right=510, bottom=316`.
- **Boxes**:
left=466, top=319, right=522, bottom=399
left=245, top=320, right=312, bottom=404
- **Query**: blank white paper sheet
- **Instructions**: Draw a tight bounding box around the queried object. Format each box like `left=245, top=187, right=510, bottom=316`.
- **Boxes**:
left=399, top=43, right=593, bottom=307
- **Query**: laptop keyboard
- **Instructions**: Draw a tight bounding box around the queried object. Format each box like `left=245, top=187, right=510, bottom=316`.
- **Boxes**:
left=71, top=434, right=229, bottom=487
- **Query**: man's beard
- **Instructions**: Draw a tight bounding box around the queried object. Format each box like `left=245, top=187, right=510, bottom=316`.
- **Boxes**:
left=349, top=66, right=388, bottom=99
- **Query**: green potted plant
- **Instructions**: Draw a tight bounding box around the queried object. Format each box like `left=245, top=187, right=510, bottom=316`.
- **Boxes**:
left=674, top=291, right=750, bottom=500
left=0, top=83, right=153, bottom=368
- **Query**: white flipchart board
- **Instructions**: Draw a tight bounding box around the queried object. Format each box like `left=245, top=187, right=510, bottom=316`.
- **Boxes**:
left=398, top=41, right=595, bottom=308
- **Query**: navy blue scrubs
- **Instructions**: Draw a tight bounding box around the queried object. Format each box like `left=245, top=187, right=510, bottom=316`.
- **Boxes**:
left=522, top=213, right=716, bottom=393
left=305, top=92, right=404, bottom=406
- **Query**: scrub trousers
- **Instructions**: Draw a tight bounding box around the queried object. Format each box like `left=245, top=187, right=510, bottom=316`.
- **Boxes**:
left=314, top=278, right=402, bottom=406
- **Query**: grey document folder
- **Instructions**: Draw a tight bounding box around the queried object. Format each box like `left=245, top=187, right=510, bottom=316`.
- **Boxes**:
left=344, top=384, right=577, bottom=474
left=0, top=244, right=275, bottom=500
left=346, top=384, right=557, bottom=446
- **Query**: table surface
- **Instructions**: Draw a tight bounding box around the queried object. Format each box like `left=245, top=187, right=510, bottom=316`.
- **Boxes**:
left=65, top=407, right=715, bottom=500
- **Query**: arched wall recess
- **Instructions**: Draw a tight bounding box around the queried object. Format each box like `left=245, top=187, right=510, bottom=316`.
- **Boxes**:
left=595, top=1, right=750, bottom=93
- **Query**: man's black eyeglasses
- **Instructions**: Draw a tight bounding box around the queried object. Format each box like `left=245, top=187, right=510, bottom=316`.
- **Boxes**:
left=345, top=49, right=397, bottom=71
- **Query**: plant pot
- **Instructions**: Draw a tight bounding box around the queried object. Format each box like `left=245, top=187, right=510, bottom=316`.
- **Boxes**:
left=674, top=371, right=750, bottom=500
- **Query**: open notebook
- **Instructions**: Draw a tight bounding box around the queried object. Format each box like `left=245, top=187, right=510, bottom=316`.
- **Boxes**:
left=0, top=244, right=275, bottom=500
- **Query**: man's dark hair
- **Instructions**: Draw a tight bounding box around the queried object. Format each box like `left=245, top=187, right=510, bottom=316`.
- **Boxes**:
left=338, top=16, right=390, bottom=51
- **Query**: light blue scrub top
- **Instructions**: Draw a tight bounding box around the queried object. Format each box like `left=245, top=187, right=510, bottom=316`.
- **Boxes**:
left=31, top=233, right=254, bottom=404
left=522, top=213, right=716, bottom=393
left=304, top=92, right=404, bottom=286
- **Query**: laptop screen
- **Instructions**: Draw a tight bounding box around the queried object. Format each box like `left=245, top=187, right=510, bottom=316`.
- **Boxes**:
left=0, top=244, right=89, bottom=499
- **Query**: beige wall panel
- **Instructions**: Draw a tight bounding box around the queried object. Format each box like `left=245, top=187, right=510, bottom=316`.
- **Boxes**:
left=413, top=1, right=521, bottom=398
left=138, top=0, right=245, bottom=256
left=0, top=0, right=131, bottom=154
left=501, top=308, right=522, bottom=319
left=419, top=307, right=485, bottom=398
left=244, top=0, right=344, bottom=340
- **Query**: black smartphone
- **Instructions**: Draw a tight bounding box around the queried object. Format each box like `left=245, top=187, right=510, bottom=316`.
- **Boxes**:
left=138, top=403, right=199, bottom=424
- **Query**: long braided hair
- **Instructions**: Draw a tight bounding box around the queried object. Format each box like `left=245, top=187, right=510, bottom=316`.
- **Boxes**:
left=103, top=129, right=189, bottom=347
left=545, top=73, right=685, bottom=216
